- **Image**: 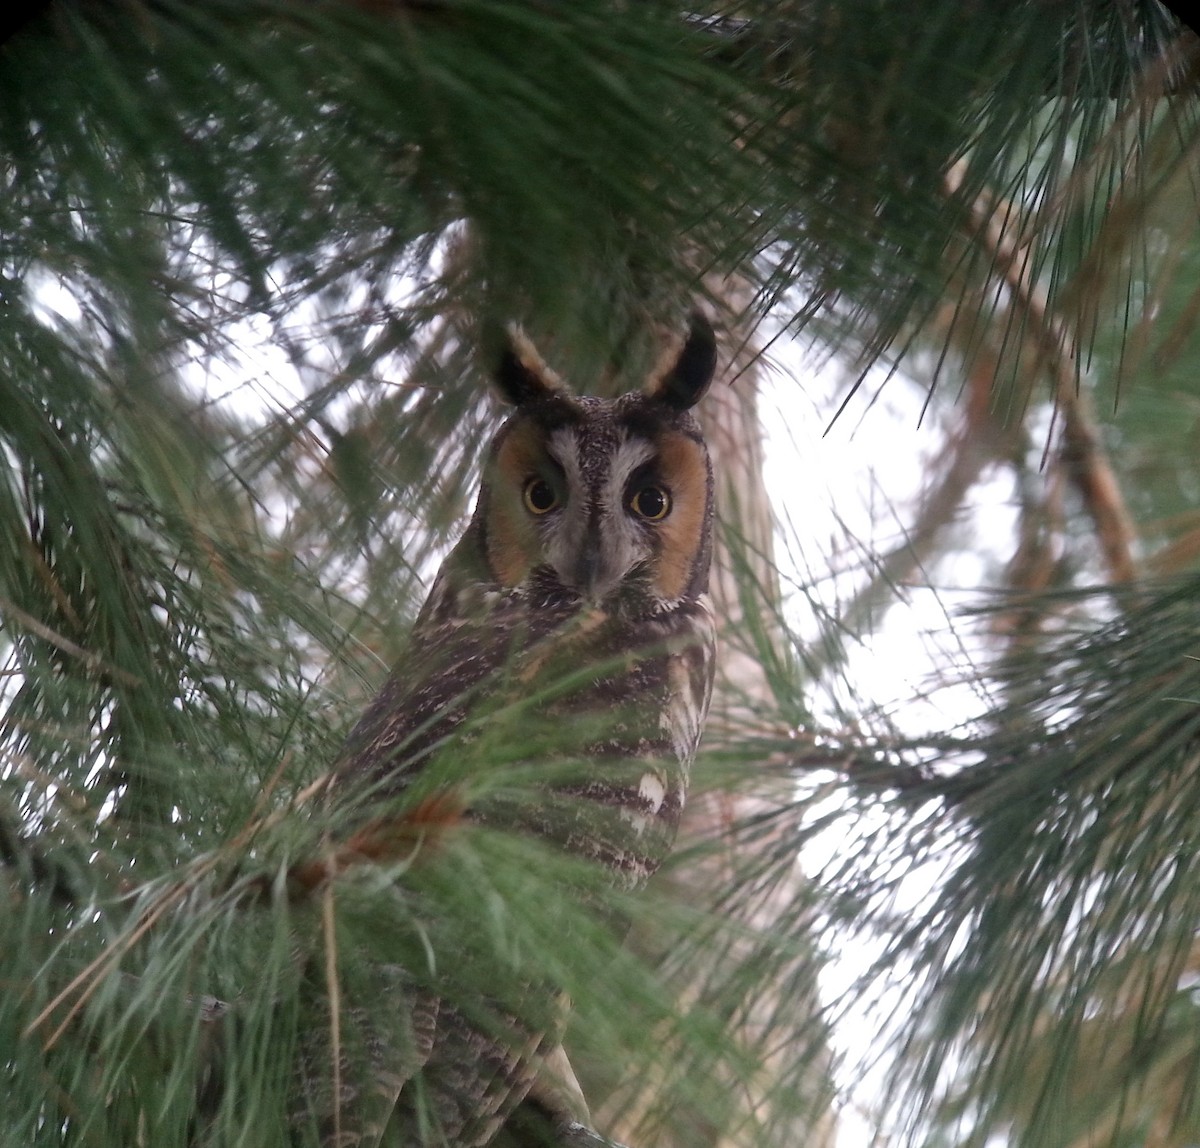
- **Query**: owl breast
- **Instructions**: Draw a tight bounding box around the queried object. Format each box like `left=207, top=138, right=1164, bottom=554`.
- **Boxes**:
left=475, top=595, right=717, bottom=889
left=337, top=583, right=716, bottom=889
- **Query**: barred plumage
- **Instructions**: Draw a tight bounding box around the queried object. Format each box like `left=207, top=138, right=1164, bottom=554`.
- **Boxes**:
left=298, top=314, right=718, bottom=1146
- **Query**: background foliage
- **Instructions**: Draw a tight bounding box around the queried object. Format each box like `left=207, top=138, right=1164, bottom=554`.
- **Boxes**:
left=3, top=2, right=1200, bottom=1145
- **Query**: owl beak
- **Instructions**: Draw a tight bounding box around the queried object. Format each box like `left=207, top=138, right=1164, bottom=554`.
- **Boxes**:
left=566, top=544, right=624, bottom=605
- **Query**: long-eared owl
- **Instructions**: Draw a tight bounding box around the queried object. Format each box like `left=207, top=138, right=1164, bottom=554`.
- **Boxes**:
left=307, top=313, right=718, bottom=1147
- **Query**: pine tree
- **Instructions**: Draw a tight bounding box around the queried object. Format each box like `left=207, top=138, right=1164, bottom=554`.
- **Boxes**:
left=1, top=3, right=1197, bottom=1146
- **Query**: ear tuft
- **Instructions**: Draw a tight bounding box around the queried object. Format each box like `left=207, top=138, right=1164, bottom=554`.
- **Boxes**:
left=494, top=326, right=567, bottom=407
left=645, top=311, right=717, bottom=410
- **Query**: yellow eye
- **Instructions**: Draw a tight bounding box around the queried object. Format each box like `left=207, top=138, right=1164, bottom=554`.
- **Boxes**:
left=629, top=484, right=671, bottom=521
left=523, top=477, right=560, bottom=515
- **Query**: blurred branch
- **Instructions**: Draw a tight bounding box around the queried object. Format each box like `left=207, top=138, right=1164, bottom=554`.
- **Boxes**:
left=819, top=29, right=1194, bottom=658
left=767, top=727, right=1001, bottom=804
left=0, top=595, right=143, bottom=688
left=780, top=739, right=940, bottom=795
left=1056, top=383, right=1138, bottom=582
left=832, top=349, right=1015, bottom=644
left=684, top=5, right=1190, bottom=96
left=948, top=162, right=1140, bottom=584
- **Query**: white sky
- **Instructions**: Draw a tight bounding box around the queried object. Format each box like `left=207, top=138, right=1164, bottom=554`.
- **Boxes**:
left=760, top=341, right=1021, bottom=1146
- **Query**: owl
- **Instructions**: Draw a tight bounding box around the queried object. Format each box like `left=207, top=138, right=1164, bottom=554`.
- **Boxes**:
left=296, top=313, right=718, bottom=1147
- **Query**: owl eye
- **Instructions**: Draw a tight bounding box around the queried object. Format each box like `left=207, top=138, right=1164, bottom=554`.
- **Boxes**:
left=629, top=484, right=671, bottom=521
left=523, top=476, right=560, bottom=515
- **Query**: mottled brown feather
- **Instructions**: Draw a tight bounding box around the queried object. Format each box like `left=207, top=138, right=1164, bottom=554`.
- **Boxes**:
left=297, top=316, right=718, bottom=1148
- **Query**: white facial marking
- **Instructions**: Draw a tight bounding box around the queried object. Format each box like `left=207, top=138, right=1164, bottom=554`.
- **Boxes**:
left=540, top=429, right=661, bottom=601
left=595, top=436, right=656, bottom=590
left=605, top=437, right=656, bottom=505
left=546, top=427, right=583, bottom=492
left=638, top=771, right=667, bottom=814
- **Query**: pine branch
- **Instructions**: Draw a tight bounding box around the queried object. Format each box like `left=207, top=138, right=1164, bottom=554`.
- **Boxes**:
left=948, top=161, right=1141, bottom=584
left=685, top=4, right=1190, bottom=97
left=829, top=352, right=1013, bottom=647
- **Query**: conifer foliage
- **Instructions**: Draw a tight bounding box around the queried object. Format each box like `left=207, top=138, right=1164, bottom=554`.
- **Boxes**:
left=1, top=3, right=1197, bottom=1146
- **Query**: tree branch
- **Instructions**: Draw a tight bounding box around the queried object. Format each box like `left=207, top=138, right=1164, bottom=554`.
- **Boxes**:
left=947, top=163, right=1140, bottom=584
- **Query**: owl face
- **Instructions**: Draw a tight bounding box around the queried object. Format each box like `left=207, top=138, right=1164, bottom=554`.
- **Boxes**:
left=472, top=316, right=717, bottom=615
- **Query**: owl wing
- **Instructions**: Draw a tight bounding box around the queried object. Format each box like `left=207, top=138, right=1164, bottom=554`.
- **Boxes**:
left=290, top=962, right=438, bottom=1146
left=331, top=572, right=574, bottom=799
left=293, top=585, right=572, bottom=1146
